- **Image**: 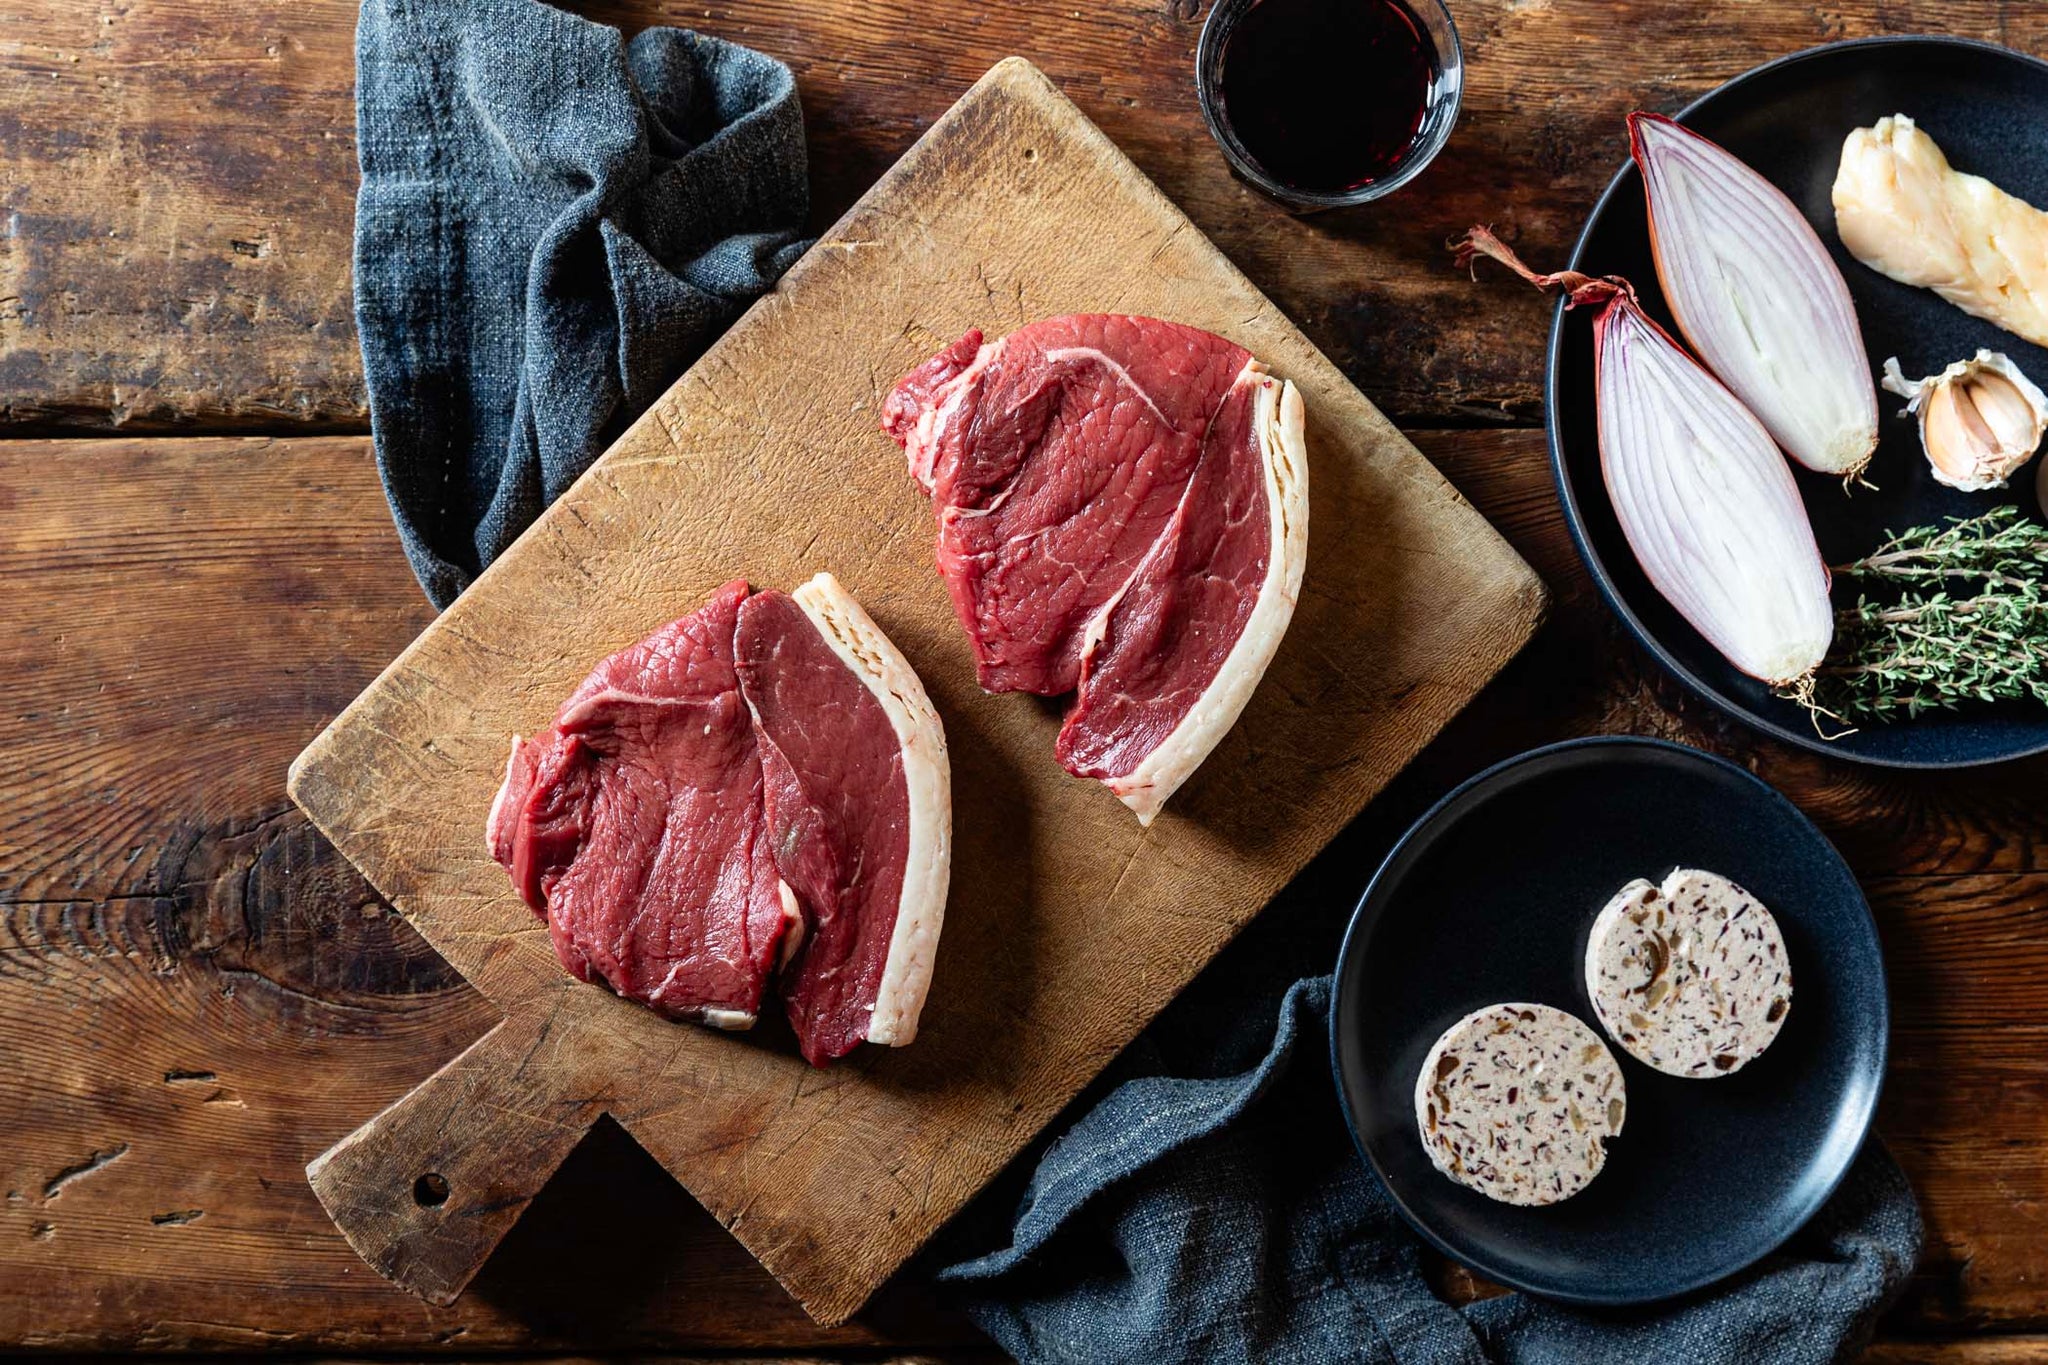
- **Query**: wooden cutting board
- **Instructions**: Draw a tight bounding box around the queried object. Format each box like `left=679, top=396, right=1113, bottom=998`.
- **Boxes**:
left=288, top=56, right=1546, bottom=1327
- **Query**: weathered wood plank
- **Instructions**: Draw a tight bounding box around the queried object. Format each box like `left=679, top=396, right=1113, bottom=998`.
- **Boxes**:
left=55, top=1348, right=2039, bottom=1365
left=81, top=1359, right=999, bottom=1365
left=63, top=1354, right=2037, bottom=1365
left=6, top=1, right=2046, bottom=431
left=4, top=432, right=2047, bottom=1344
left=0, top=436, right=973, bottom=1351
left=0, top=436, right=434, bottom=903
left=0, top=1, right=362, bottom=429
left=1864, top=1343, right=2048, bottom=1364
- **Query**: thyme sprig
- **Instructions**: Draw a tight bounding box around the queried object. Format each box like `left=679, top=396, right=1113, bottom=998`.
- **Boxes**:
left=1833, top=507, right=2048, bottom=590
left=1780, top=506, right=2048, bottom=726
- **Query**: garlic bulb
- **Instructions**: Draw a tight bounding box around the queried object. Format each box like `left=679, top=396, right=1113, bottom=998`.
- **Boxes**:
left=1881, top=350, right=2048, bottom=492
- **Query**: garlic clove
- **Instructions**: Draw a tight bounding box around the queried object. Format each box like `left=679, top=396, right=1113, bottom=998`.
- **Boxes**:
left=1881, top=349, right=2048, bottom=492
left=1972, top=368, right=2045, bottom=452
left=1922, top=382, right=1998, bottom=487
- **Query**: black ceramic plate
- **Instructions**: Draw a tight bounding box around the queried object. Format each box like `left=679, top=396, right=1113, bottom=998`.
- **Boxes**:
left=1330, top=737, right=1887, bottom=1304
left=1552, top=37, right=2048, bottom=767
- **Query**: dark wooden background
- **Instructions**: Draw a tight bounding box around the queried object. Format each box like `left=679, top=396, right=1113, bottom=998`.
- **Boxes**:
left=2, top=2, right=2045, bottom=1361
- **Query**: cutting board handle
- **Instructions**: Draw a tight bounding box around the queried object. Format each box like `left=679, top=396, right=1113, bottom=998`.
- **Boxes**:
left=306, top=1010, right=594, bottom=1305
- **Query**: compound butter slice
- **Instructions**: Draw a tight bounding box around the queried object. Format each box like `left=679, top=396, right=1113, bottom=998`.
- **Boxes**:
left=1414, top=1002, right=1626, bottom=1207
left=1585, top=868, right=1793, bottom=1079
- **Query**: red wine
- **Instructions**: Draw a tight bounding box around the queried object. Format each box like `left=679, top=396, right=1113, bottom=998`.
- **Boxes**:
left=1217, top=0, right=1440, bottom=195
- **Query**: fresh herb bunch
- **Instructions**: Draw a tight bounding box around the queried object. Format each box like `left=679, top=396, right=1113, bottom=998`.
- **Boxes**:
left=1782, top=505, right=2048, bottom=726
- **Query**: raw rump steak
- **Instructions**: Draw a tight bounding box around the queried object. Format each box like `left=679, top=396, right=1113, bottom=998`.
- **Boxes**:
left=735, top=576, right=951, bottom=1063
left=487, top=574, right=951, bottom=1065
left=883, top=314, right=1308, bottom=824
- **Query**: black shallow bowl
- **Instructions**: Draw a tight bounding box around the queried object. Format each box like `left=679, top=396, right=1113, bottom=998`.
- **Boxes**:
left=1551, top=36, right=2048, bottom=768
left=1330, top=737, right=1887, bottom=1304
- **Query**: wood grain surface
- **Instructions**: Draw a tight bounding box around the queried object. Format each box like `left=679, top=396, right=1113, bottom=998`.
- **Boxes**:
left=5, top=0, right=2048, bottom=1360
left=285, top=56, right=1542, bottom=1326
left=6, top=429, right=2048, bottom=1355
left=11, top=431, right=2048, bottom=1356
left=8, top=1, right=2048, bottom=434
left=0, top=435, right=978, bottom=1354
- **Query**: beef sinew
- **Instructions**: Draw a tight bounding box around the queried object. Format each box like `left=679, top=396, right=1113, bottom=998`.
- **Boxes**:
left=883, top=314, right=1308, bottom=825
left=487, top=575, right=951, bottom=1065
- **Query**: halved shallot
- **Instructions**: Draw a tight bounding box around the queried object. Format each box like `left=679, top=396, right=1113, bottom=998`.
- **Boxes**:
left=1630, top=112, right=1879, bottom=481
left=1457, top=229, right=1834, bottom=687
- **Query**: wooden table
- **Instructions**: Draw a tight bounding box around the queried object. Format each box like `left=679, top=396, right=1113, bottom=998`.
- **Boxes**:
left=2, top=2, right=2043, bottom=1360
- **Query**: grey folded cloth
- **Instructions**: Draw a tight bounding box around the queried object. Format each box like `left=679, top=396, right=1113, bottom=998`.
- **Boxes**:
left=354, top=0, right=809, bottom=607
left=934, top=867, right=1921, bottom=1364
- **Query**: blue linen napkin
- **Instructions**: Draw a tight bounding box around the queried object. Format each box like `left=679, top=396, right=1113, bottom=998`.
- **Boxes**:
left=931, top=844, right=1922, bottom=1364
left=354, top=0, right=809, bottom=607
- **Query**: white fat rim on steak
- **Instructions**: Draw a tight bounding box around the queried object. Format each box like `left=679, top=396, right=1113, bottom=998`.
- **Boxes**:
left=484, top=734, right=529, bottom=858
left=789, top=572, right=952, bottom=1047
left=1584, top=868, right=1793, bottom=1078
left=1414, top=1002, right=1626, bottom=1207
left=1106, top=363, right=1309, bottom=825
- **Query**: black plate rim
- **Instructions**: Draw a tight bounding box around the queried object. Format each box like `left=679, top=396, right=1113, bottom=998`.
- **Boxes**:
left=1328, top=734, right=1890, bottom=1305
left=1544, top=34, right=2048, bottom=771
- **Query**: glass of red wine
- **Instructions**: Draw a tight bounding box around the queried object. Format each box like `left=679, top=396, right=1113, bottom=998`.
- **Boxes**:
left=1196, top=0, right=1463, bottom=210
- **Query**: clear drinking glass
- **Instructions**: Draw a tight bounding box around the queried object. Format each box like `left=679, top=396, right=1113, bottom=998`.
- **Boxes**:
left=1195, top=0, right=1465, bottom=211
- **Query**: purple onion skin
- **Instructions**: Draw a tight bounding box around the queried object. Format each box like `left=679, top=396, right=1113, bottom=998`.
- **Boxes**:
left=1449, top=223, right=1832, bottom=683
left=1589, top=292, right=1834, bottom=685
left=1631, top=112, right=1878, bottom=480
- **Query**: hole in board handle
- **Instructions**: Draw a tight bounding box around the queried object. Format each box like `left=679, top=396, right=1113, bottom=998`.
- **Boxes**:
left=413, top=1172, right=450, bottom=1207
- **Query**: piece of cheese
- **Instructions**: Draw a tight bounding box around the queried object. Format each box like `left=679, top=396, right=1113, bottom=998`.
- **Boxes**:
left=1585, top=869, right=1793, bottom=1079
left=1414, top=1002, right=1626, bottom=1207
